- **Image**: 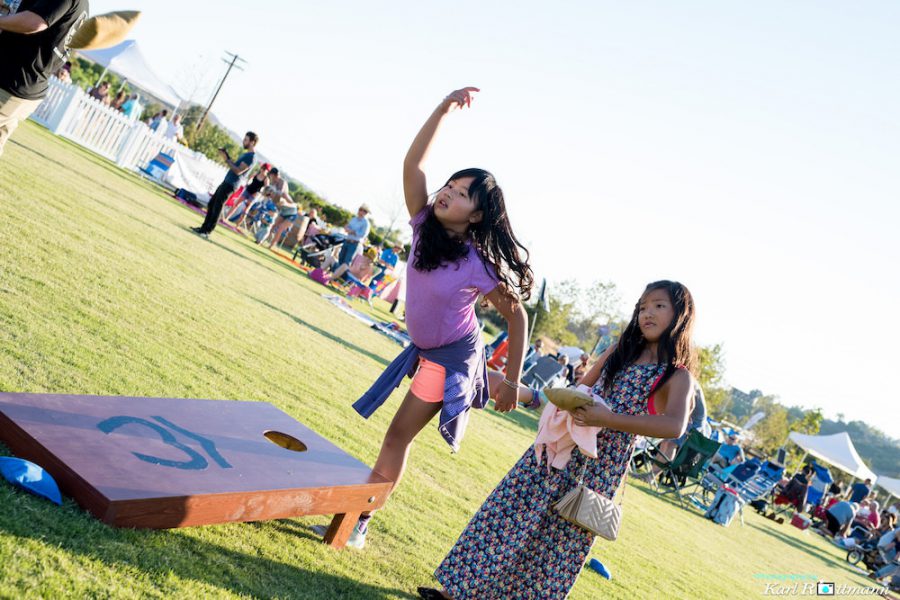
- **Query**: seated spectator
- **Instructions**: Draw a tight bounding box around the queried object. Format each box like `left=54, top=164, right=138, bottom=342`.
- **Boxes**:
left=822, top=500, right=858, bottom=538
left=643, top=382, right=705, bottom=482
left=332, top=247, right=377, bottom=286
left=301, top=208, right=322, bottom=245
left=368, top=243, right=402, bottom=289
left=252, top=197, right=279, bottom=244
left=854, top=499, right=881, bottom=531
left=871, top=527, right=900, bottom=583
left=711, top=431, right=746, bottom=468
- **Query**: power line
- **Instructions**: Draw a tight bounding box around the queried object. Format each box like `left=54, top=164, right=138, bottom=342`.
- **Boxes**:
left=197, top=52, right=246, bottom=133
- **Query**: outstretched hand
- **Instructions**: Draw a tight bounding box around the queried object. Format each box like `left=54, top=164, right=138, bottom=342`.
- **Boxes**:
left=441, top=87, right=480, bottom=112
left=493, top=383, right=518, bottom=413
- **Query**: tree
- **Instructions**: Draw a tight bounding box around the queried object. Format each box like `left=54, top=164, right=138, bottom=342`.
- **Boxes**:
left=750, top=396, right=789, bottom=455
left=697, top=343, right=726, bottom=390
left=184, top=122, right=241, bottom=165
left=540, top=279, right=622, bottom=349
left=789, top=407, right=823, bottom=436
left=531, top=295, right=578, bottom=347
left=696, top=343, right=732, bottom=418
left=70, top=57, right=129, bottom=96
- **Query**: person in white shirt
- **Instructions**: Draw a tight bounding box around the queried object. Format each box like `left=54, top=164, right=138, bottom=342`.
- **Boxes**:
left=164, top=114, right=184, bottom=143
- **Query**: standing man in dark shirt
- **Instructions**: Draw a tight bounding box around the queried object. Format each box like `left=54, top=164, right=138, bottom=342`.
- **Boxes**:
left=847, top=478, right=872, bottom=504
left=0, top=0, right=89, bottom=159
left=192, top=131, right=258, bottom=239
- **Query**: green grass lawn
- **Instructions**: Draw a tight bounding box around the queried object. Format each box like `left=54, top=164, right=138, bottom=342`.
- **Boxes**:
left=0, top=123, right=885, bottom=599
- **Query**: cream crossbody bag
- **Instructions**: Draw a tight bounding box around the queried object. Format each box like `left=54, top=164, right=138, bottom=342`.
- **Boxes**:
left=553, top=366, right=669, bottom=540
left=553, top=461, right=627, bottom=541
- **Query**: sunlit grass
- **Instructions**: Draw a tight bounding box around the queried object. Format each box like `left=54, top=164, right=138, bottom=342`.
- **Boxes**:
left=0, top=122, right=879, bottom=599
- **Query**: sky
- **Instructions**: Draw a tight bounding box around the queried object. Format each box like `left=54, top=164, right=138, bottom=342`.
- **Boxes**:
left=88, top=0, right=900, bottom=441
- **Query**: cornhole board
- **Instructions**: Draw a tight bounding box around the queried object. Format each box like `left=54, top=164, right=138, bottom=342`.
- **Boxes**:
left=0, top=392, right=391, bottom=548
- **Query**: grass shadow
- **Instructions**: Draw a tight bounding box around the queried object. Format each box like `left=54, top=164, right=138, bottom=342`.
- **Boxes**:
left=249, top=296, right=391, bottom=368
left=0, top=494, right=416, bottom=599
left=9, top=137, right=163, bottom=201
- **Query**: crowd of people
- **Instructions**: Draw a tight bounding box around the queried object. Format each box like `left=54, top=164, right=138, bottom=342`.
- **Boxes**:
left=186, top=143, right=408, bottom=307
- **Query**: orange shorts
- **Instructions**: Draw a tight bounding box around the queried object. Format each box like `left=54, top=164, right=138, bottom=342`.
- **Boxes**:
left=410, top=357, right=446, bottom=403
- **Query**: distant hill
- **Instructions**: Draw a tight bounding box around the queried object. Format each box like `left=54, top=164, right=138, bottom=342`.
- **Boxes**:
left=818, top=418, right=900, bottom=478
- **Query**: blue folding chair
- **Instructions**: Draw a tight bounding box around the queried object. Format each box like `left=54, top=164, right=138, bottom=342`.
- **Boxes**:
left=140, top=152, right=175, bottom=181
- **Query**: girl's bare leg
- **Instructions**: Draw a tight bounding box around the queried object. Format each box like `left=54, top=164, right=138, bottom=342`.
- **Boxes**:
left=371, top=390, right=442, bottom=498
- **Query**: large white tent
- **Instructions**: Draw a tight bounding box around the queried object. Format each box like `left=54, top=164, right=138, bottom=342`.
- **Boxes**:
left=877, top=475, right=900, bottom=500
left=78, top=40, right=182, bottom=107
left=787, top=431, right=877, bottom=482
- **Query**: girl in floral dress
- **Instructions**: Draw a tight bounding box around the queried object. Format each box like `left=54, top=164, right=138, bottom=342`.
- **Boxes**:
left=420, top=280, right=698, bottom=599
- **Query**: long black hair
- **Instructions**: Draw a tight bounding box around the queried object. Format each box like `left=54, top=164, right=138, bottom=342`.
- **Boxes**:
left=413, top=168, right=534, bottom=301
left=601, top=280, right=697, bottom=395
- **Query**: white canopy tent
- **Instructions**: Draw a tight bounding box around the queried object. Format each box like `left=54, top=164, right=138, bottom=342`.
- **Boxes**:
left=78, top=40, right=182, bottom=107
left=877, top=475, right=900, bottom=500
left=787, top=431, right=877, bottom=482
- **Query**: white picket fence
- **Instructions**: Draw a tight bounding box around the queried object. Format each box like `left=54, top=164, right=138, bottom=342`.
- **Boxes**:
left=29, top=78, right=226, bottom=195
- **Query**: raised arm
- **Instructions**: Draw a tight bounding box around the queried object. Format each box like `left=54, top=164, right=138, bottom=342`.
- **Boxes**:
left=402, top=87, right=479, bottom=218
left=219, top=150, right=251, bottom=177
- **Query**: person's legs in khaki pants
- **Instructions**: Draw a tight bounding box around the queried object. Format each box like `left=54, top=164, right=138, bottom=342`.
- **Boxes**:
left=0, top=89, right=43, bottom=159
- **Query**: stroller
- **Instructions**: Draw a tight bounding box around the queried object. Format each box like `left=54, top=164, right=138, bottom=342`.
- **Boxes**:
left=293, top=233, right=345, bottom=268
left=846, top=533, right=897, bottom=578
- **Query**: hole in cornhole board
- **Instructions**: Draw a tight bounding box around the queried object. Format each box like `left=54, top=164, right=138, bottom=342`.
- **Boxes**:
left=264, top=430, right=307, bottom=452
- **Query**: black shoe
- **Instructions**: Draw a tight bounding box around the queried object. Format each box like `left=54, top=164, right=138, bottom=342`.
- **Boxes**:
left=417, top=588, right=448, bottom=600
left=190, top=226, right=202, bottom=233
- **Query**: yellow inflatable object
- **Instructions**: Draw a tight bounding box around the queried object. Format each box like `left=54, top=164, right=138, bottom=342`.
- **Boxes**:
left=70, top=11, right=141, bottom=50
left=544, top=388, right=593, bottom=411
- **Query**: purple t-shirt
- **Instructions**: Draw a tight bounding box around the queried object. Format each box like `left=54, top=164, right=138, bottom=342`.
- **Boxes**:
left=405, top=208, right=498, bottom=349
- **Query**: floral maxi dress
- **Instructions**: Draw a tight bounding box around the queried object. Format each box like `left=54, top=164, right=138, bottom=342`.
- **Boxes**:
left=434, top=363, right=666, bottom=599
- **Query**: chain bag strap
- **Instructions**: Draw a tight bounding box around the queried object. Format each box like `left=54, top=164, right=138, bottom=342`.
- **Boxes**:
left=553, top=364, right=669, bottom=540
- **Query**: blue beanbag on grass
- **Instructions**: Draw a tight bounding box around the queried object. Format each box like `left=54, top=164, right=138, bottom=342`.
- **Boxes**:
left=0, top=457, right=63, bottom=505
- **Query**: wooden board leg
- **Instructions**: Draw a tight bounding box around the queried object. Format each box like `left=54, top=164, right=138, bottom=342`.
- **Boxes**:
left=323, top=511, right=361, bottom=549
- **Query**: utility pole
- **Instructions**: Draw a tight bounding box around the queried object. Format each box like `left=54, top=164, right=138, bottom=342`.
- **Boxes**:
left=197, top=51, right=246, bottom=133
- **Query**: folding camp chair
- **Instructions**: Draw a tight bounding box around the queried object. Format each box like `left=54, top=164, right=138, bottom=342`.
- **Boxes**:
left=764, top=475, right=809, bottom=523
left=700, top=460, right=785, bottom=525
left=520, top=355, right=565, bottom=391
left=647, top=429, right=721, bottom=508
left=140, top=152, right=175, bottom=181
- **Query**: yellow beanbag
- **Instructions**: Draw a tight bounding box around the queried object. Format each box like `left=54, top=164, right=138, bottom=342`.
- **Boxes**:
left=70, top=11, right=142, bottom=50
left=544, top=388, right=593, bottom=411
